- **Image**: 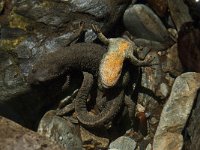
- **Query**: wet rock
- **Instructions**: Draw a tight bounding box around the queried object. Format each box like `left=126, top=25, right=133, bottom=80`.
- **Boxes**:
left=0, top=50, right=28, bottom=125
left=158, top=83, right=169, bottom=98
left=109, top=136, right=137, bottom=150
left=153, top=72, right=200, bottom=150
left=38, top=110, right=82, bottom=150
left=147, top=0, right=168, bottom=17
left=123, top=4, right=171, bottom=43
left=80, top=126, right=109, bottom=149
left=67, top=0, right=108, bottom=18
left=138, top=139, right=151, bottom=150
left=136, top=51, right=165, bottom=136
left=0, top=49, right=74, bottom=129
left=146, top=143, right=152, bottom=150
left=185, top=91, right=200, bottom=150
left=168, top=0, right=192, bottom=31
left=0, top=27, right=27, bottom=39
left=161, top=43, right=183, bottom=77
left=137, top=52, right=165, bottom=103
left=84, top=29, right=97, bottom=43
left=0, top=116, right=64, bottom=150
left=0, top=1, right=4, bottom=14
left=15, top=31, right=82, bottom=76
left=133, top=38, right=169, bottom=51
left=13, top=0, right=131, bottom=33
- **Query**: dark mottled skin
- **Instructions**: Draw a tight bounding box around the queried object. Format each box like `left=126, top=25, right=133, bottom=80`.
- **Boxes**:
left=28, top=43, right=126, bottom=128
left=75, top=72, right=125, bottom=128
left=27, top=43, right=107, bottom=84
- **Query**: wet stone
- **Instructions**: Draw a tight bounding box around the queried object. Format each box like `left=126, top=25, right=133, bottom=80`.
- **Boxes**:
left=0, top=50, right=14, bottom=71
left=161, top=43, right=183, bottom=77
left=147, top=0, right=168, bottom=17
left=109, top=136, right=137, bottom=150
left=13, top=0, right=130, bottom=33
left=3, top=65, right=24, bottom=88
left=159, top=83, right=170, bottom=98
left=80, top=126, right=109, bottom=149
left=84, top=29, right=97, bottom=43
left=0, top=1, right=4, bottom=14
left=68, top=0, right=108, bottom=18
left=153, top=72, right=200, bottom=150
left=15, top=31, right=80, bottom=76
left=123, top=4, right=170, bottom=43
left=185, top=91, right=200, bottom=150
left=13, top=1, right=71, bottom=27
left=137, top=52, right=164, bottom=105
left=38, top=110, right=82, bottom=150
left=0, top=116, right=64, bottom=150
left=168, top=0, right=192, bottom=31
left=0, top=50, right=27, bottom=101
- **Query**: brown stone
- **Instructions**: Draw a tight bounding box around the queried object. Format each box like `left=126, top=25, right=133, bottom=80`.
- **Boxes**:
left=0, top=116, right=64, bottom=150
left=147, top=0, right=168, bottom=17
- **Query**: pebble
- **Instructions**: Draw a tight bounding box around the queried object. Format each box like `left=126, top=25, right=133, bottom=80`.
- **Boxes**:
left=109, top=136, right=137, bottom=150
left=186, top=91, right=200, bottom=150
left=168, top=0, right=192, bottom=31
left=38, top=110, right=82, bottom=150
left=0, top=116, right=64, bottom=150
left=123, top=4, right=170, bottom=43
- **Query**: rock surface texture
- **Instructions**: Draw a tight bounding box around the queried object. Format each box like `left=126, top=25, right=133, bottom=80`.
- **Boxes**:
left=153, top=72, right=200, bottom=150
left=38, top=110, right=82, bottom=149
left=0, top=116, right=64, bottom=150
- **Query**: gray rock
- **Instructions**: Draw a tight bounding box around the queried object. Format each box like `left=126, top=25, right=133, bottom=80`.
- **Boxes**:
left=161, top=44, right=183, bottom=77
left=15, top=30, right=81, bottom=76
left=0, top=1, right=4, bottom=14
left=136, top=51, right=166, bottom=136
left=84, top=29, right=97, bottom=43
left=123, top=4, right=171, bottom=43
left=0, top=27, right=27, bottom=39
left=38, top=110, right=82, bottom=150
left=186, top=92, right=200, bottom=150
left=0, top=50, right=28, bottom=125
left=146, top=143, right=152, bottom=150
left=69, top=0, right=108, bottom=18
left=109, top=136, right=137, bottom=150
left=80, top=126, right=109, bottom=149
left=14, top=0, right=130, bottom=33
left=159, top=83, right=170, bottom=98
left=133, top=38, right=169, bottom=51
left=153, top=72, right=200, bottom=150
left=137, top=51, right=164, bottom=104
left=168, top=0, right=192, bottom=31
left=0, top=49, right=72, bottom=129
left=0, top=116, right=64, bottom=150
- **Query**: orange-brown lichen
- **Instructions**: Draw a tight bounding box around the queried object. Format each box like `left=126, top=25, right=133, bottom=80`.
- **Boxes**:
left=118, top=41, right=130, bottom=53
left=100, top=40, right=130, bottom=87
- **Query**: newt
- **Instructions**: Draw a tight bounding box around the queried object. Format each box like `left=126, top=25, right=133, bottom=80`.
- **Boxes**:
left=28, top=26, right=155, bottom=128
left=28, top=43, right=126, bottom=128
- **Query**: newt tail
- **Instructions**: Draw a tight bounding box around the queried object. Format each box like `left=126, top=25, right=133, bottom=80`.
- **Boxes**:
left=75, top=72, right=125, bottom=128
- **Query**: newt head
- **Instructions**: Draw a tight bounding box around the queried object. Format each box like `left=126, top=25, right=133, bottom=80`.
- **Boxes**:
left=99, top=38, right=133, bottom=88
